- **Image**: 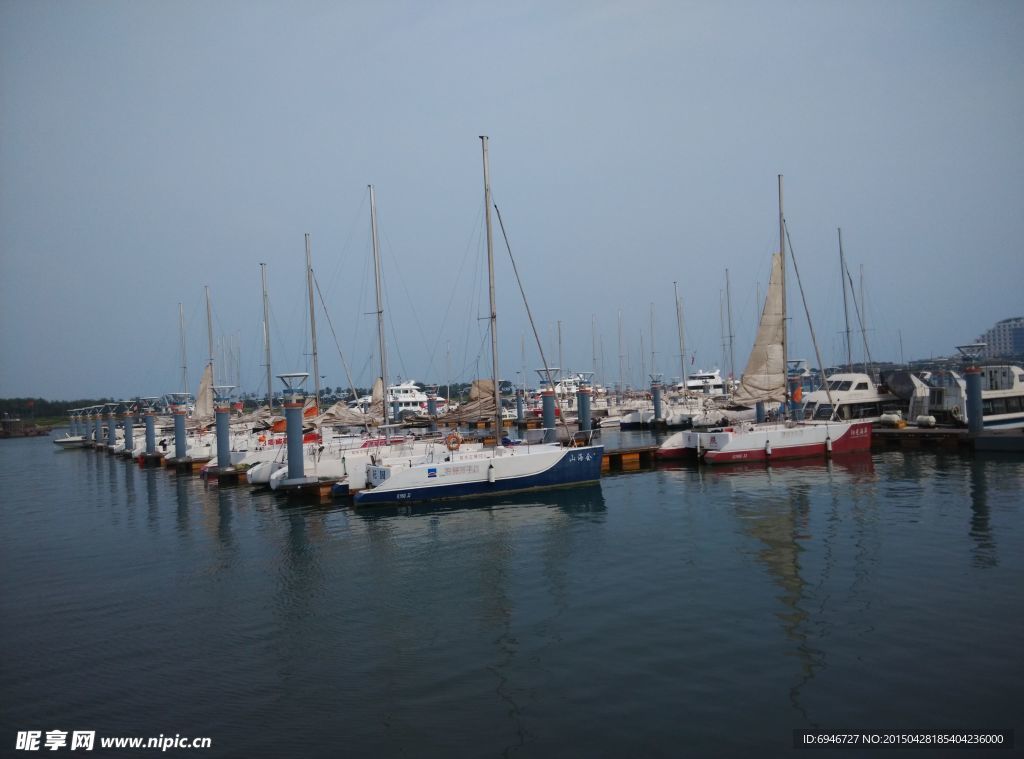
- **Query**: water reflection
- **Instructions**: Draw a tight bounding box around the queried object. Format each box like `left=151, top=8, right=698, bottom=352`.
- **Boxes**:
left=174, top=474, right=190, bottom=533
left=725, top=454, right=877, bottom=723
left=967, top=458, right=998, bottom=569
left=216, top=488, right=234, bottom=551
left=124, top=457, right=136, bottom=508
left=352, top=484, right=606, bottom=523
left=145, top=468, right=160, bottom=529
left=346, top=484, right=605, bottom=755
left=106, top=453, right=119, bottom=496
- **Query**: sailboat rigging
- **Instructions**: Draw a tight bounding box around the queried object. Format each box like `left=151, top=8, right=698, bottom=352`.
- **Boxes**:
left=354, top=137, right=603, bottom=505
left=658, top=175, right=873, bottom=463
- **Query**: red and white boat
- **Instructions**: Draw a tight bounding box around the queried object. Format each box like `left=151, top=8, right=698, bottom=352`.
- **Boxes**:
left=699, top=419, right=871, bottom=464
left=657, top=419, right=872, bottom=462
left=657, top=175, right=872, bottom=464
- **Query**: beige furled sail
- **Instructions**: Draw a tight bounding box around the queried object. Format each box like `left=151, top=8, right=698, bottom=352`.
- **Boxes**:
left=731, top=252, right=786, bottom=405
left=192, top=364, right=215, bottom=421
left=435, top=379, right=497, bottom=423
left=315, top=401, right=377, bottom=427
left=468, top=379, right=495, bottom=401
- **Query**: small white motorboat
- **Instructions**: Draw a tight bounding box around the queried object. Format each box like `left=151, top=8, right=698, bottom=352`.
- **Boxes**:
left=53, top=433, right=88, bottom=450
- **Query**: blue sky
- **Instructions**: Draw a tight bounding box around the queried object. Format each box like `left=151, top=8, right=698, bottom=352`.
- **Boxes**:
left=2, top=0, right=1022, bottom=400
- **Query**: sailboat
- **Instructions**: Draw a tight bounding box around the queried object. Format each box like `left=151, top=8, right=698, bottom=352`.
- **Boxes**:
left=657, top=176, right=872, bottom=464
left=354, top=137, right=604, bottom=506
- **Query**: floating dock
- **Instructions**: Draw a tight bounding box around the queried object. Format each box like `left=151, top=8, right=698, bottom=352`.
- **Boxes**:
left=872, top=426, right=1024, bottom=453
left=872, top=427, right=969, bottom=450
left=54, top=424, right=1023, bottom=508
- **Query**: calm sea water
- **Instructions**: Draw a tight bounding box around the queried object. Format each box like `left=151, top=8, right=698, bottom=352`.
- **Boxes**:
left=1, top=432, right=1022, bottom=757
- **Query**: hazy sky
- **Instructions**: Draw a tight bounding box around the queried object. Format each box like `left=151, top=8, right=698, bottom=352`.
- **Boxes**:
left=2, top=0, right=1022, bottom=400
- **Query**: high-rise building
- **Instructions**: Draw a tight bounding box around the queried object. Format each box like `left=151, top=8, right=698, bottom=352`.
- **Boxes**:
left=975, top=317, right=1024, bottom=358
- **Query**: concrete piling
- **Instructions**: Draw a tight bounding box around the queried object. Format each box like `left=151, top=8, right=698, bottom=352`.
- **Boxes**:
left=281, top=376, right=307, bottom=482
left=106, top=407, right=117, bottom=449
left=542, top=388, right=556, bottom=443
left=122, top=407, right=134, bottom=455
left=965, top=367, right=983, bottom=435
left=578, top=385, right=593, bottom=432
left=172, top=398, right=188, bottom=461
left=214, top=387, right=234, bottom=472
left=144, top=409, right=156, bottom=456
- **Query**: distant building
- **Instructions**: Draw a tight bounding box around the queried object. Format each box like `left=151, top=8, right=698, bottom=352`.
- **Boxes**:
left=975, top=317, right=1024, bottom=358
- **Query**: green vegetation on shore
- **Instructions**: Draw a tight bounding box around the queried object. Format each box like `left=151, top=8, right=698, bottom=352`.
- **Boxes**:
left=1, top=398, right=115, bottom=427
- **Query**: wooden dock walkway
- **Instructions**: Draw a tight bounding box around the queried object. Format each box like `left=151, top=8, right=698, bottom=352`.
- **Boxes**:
left=602, top=445, right=661, bottom=472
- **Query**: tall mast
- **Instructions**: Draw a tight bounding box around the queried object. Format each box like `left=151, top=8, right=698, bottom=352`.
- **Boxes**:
left=205, top=285, right=214, bottom=384
left=674, top=281, right=687, bottom=386
left=725, top=269, right=735, bottom=382
left=617, top=309, right=624, bottom=394
left=838, top=227, right=852, bottom=368
left=234, top=332, right=241, bottom=391
left=369, top=185, right=388, bottom=428
left=859, top=264, right=869, bottom=375
left=305, top=233, right=321, bottom=410
left=779, top=174, right=789, bottom=416
left=639, top=330, right=645, bottom=385
left=260, top=263, right=273, bottom=410
left=591, top=314, right=598, bottom=381
left=178, top=302, right=188, bottom=396
left=718, top=289, right=726, bottom=372
left=557, top=319, right=563, bottom=381
left=521, top=334, right=527, bottom=393
left=649, top=302, right=656, bottom=378
left=480, top=136, right=502, bottom=442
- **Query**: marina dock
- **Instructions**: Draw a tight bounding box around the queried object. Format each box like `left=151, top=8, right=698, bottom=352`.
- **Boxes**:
left=47, top=423, right=1024, bottom=507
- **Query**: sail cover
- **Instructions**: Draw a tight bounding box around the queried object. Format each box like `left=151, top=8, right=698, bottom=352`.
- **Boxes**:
left=731, top=252, right=786, bottom=405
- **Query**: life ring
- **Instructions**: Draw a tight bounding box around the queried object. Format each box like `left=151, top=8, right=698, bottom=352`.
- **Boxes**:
left=445, top=432, right=462, bottom=452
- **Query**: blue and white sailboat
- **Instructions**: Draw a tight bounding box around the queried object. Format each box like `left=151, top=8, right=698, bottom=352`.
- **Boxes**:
left=355, top=137, right=603, bottom=506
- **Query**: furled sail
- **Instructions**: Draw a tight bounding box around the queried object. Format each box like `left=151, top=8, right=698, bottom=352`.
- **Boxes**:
left=435, top=379, right=497, bottom=423
left=731, top=252, right=786, bottom=405
left=468, top=379, right=495, bottom=401
left=193, top=364, right=214, bottom=421
left=314, top=401, right=376, bottom=427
